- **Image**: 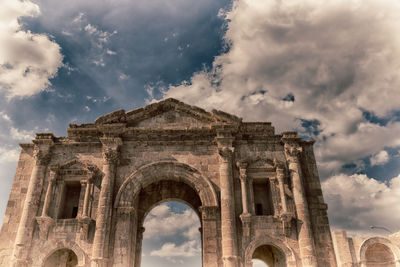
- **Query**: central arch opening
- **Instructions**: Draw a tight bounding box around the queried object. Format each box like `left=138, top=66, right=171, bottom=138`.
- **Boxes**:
left=135, top=180, right=203, bottom=267
left=141, top=201, right=202, bottom=267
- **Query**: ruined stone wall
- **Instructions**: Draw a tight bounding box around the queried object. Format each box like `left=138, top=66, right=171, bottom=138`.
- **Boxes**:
left=332, top=231, right=400, bottom=267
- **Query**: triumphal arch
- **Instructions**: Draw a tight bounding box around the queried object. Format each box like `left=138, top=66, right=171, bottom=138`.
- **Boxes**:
left=0, top=98, right=339, bottom=266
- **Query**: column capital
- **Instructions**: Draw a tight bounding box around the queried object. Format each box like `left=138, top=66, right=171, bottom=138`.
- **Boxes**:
left=281, top=132, right=303, bottom=162
left=102, top=148, right=119, bottom=164
left=218, top=147, right=234, bottom=162
left=100, top=137, right=122, bottom=164
left=48, top=167, right=59, bottom=182
left=237, top=162, right=248, bottom=180
left=33, top=148, right=52, bottom=166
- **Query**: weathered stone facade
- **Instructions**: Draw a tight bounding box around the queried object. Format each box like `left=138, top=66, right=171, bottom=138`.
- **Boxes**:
left=0, top=98, right=339, bottom=266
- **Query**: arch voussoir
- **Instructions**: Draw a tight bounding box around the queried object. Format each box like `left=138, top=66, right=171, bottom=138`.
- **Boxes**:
left=114, top=161, right=218, bottom=209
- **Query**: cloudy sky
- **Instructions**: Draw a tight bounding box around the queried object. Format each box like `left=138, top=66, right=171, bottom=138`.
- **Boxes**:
left=2, top=0, right=400, bottom=265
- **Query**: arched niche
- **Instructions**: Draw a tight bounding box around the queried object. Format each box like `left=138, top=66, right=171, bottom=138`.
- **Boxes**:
left=244, top=235, right=297, bottom=267
left=359, top=237, right=400, bottom=267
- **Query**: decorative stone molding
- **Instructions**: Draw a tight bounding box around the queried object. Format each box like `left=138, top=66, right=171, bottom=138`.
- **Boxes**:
left=217, top=147, right=233, bottom=163
left=35, top=216, right=54, bottom=240
left=116, top=206, right=135, bottom=215
left=78, top=216, right=94, bottom=241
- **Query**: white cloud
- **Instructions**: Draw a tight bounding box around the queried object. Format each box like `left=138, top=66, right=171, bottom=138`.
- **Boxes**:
left=161, top=0, right=400, bottom=178
left=143, top=204, right=200, bottom=239
left=106, top=49, right=117, bottom=55
left=0, top=112, right=11, bottom=122
left=0, top=0, right=63, bottom=98
left=322, top=173, right=400, bottom=236
left=370, top=150, right=390, bottom=166
left=150, top=240, right=200, bottom=259
left=9, top=127, right=34, bottom=141
left=0, top=147, right=20, bottom=163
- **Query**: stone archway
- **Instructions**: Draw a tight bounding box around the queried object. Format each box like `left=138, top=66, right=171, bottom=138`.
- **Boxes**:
left=112, top=161, right=219, bottom=267
left=36, top=240, right=88, bottom=267
left=43, top=248, right=78, bottom=267
left=359, top=237, right=400, bottom=267
left=244, top=235, right=297, bottom=267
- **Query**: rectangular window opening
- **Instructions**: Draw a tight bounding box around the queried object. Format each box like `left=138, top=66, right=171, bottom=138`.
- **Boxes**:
left=253, top=179, right=274, bottom=216
left=59, top=182, right=81, bottom=219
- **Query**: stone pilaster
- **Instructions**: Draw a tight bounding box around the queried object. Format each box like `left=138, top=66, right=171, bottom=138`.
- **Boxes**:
left=216, top=127, right=239, bottom=267
left=12, top=134, right=54, bottom=267
left=91, top=137, right=122, bottom=267
left=113, top=206, right=136, bottom=267
left=199, top=206, right=220, bottom=267
left=282, top=132, right=317, bottom=267
left=134, top=227, right=146, bottom=267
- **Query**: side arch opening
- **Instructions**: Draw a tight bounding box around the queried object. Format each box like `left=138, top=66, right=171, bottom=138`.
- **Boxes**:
left=43, top=248, right=78, bottom=267
left=252, top=244, right=286, bottom=267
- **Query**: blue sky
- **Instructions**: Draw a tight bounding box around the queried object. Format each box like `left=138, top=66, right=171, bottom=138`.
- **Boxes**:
left=2, top=0, right=400, bottom=265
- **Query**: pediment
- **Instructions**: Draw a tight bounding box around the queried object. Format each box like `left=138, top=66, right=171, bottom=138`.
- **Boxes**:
left=94, top=98, right=241, bottom=130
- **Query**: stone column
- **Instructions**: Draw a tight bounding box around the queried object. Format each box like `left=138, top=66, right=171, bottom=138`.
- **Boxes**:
left=237, top=162, right=251, bottom=256
left=276, top=165, right=288, bottom=214
left=81, top=177, right=93, bottom=218
left=237, top=162, right=249, bottom=216
left=282, top=133, right=317, bottom=267
left=41, top=170, right=57, bottom=217
left=91, top=138, right=121, bottom=267
left=12, top=138, right=53, bottom=267
left=216, top=127, right=239, bottom=267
